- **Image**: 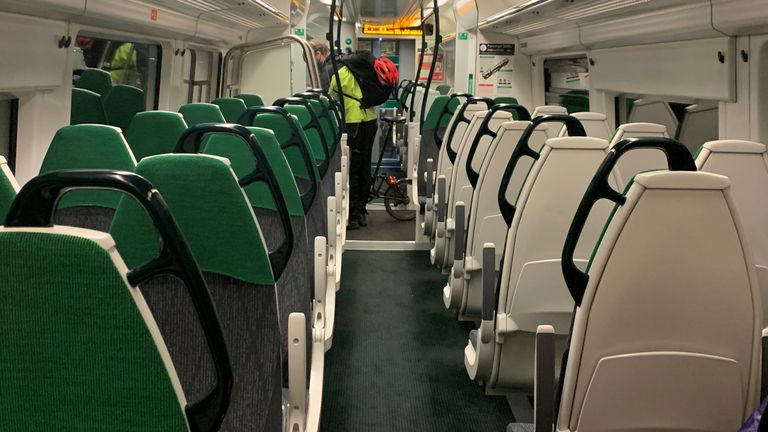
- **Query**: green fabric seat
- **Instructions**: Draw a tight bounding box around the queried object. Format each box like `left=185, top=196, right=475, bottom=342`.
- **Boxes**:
left=0, top=229, right=190, bottom=430
left=212, top=98, right=248, bottom=123
left=104, top=85, right=146, bottom=131
left=305, top=98, right=336, bottom=155
left=0, top=157, right=19, bottom=222
left=284, top=105, right=327, bottom=166
left=436, top=84, right=452, bottom=95
left=251, top=113, right=320, bottom=182
left=493, top=96, right=519, bottom=105
left=110, top=154, right=283, bottom=430
left=179, top=103, right=226, bottom=127
left=71, top=88, right=107, bottom=125
left=125, top=111, right=188, bottom=160
left=74, top=68, right=113, bottom=96
left=40, top=125, right=136, bottom=210
left=423, top=95, right=460, bottom=131
left=203, top=128, right=303, bottom=216
left=234, top=93, right=265, bottom=108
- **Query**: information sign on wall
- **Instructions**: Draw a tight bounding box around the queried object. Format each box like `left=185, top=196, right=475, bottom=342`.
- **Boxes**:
left=418, top=52, right=445, bottom=83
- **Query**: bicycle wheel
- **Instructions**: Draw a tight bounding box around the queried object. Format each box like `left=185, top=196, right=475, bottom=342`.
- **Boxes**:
left=384, top=179, right=416, bottom=221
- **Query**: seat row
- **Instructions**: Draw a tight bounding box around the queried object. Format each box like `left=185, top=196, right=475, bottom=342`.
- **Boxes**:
left=415, top=94, right=768, bottom=430
left=0, top=90, right=351, bottom=431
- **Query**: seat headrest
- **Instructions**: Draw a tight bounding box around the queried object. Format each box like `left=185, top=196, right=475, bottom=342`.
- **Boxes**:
left=701, top=140, right=767, bottom=154
left=633, top=170, right=730, bottom=190
left=40, top=125, right=137, bottom=209
left=546, top=136, right=609, bottom=150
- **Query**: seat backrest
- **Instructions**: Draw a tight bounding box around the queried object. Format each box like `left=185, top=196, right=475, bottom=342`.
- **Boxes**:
left=74, top=68, right=112, bottom=96
left=467, top=121, right=548, bottom=266
left=71, top=88, right=107, bottom=125
left=559, top=169, right=760, bottom=432
left=111, top=154, right=282, bottom=431
left=609, top=122, right=669, bottom=187
left=40, top=125, right=137, bottom=210
left=499, top=137, right=618, bottom=335
left=697, top=140, right=768, bottom=326
left=436, top=84, right=452, bottom=95
left=0, top=156, right=19, bottom=222
left=558, top=112, right=611, bottom=140
left=179, top=103, right=226, bottom=126
left=447, top=109, right=512, bottom=223
left=1, top=170, right=235, bottom=431
left=438, top=103, right=487, bottom=174
left=103, top=85, right=145, bottom=131
left=125, top=111, right=188, bottom=160
left=531, top=105, right=567, bottom=118
left=494, top=96, right=519, bottom=105
left=283, top=104, right=329, bottom=173
left=234, top=93, right=264, bottom=108
left=211, top=98, right=248, bottom=123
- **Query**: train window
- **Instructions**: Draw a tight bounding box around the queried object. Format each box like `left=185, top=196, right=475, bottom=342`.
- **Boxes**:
left=183, top=49, right=220, bottom=103
left=73, top=35, right=162, bottom=110
left=0, top=98, right=18, bottom=172
left=544, top=56, right=589, bottom=112
left=615, top=95, right=719, bottom=154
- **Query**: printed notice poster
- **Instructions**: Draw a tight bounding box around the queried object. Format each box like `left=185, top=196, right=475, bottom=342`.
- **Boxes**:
left=477, top=43, right=515, bottom=96
left=418, top=52, right=445, bottom=83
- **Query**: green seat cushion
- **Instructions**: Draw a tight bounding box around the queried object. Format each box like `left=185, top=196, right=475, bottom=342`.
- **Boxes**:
left=0, top=231, right=188, bottom=430
left=306, top=99, right=336, bottom=154
left=71, top=88, right=107, bottom=125
left=0, top=159, right=17, bottom=223
left=104, top=85, right=146, bottom=131
left=179, top=103, right=226, bottom=127
left=40, top=125, right=136, bottom=209
left=111, top=154, right=274, bottom=285
left=125, top=111, right=188, bottom=160
left=493, top=96, right=519, bottom=105
left=422, top=95, right=460, bottom=130
left=284, top=105, right=327, bottom=163
left=234, top=93, right=265, bottom=108
left=74, top=68, right=113, bottom=96
left=202, top=127, right=304, bottom=216
left=211, top=98, right=248, bottom=123
left=251, top=113, right=320, bottom=182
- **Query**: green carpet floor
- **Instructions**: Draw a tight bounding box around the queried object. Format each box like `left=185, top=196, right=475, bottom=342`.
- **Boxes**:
left=320, top=250, right=512, bottom=432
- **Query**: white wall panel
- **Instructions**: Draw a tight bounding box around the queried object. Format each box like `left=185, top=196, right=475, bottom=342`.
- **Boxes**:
left=240, top=46, right=292, bottom=106
left=590, top=37, right=736, bottom=102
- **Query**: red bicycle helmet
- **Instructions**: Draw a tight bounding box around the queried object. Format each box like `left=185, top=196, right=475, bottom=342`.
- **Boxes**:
left=374, top=57, right=399, bottom=87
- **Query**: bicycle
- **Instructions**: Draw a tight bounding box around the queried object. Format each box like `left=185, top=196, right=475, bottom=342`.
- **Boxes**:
left=367, top=115, right=416, bottom=221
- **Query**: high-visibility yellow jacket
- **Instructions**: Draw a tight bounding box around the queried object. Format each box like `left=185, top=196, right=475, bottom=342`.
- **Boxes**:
left=329, top=66, right=377, bottom=123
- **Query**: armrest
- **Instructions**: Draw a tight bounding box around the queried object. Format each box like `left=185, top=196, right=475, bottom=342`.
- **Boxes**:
left=326, top=196, right=337, bottom=269
left=454, top=202, right=466, bottom=263
left=762, top=327, right=768, bottom=401
left=534, top=325, right=556, bottom=432
left=313, top=236, right=327, bottom=331
left=334, top=172, right=344, bottom=229
left=436, top=175, right=446, bottom=223
left=341, top=155, right=348, bottom=192
left=480, top=243, right=496, bottom=344
left=287, top=313, right=307, bottom=431
left=411, top=139, right=420, bottom=207
left=425, top=158, right=434, bottom=198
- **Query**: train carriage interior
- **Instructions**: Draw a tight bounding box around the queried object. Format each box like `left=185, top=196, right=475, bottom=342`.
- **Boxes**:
left=4, top=0, right=768, bottom=431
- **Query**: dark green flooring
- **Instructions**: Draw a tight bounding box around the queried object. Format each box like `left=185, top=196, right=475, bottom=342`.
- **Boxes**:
left=320, top=251, right=512, bottom=431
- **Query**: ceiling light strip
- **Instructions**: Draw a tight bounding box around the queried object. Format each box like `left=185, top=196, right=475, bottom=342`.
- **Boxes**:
left=477, top=0, right=554, bottom=28
left=249, top=0, right=289, bottom=21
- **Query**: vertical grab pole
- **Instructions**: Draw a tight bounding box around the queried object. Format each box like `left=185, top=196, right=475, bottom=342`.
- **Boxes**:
left=409, top=5, right=426, bottom=123
left=327, top=0, right=346, bottom=127
left=419, top=0, right=441, bottom=133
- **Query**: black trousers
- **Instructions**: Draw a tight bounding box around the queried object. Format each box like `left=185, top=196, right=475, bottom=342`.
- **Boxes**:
left=346, top=119, right=378, bottom=213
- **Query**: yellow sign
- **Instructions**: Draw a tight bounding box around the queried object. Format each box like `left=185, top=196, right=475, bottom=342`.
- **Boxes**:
left=363, top=24, right=422, bottom=36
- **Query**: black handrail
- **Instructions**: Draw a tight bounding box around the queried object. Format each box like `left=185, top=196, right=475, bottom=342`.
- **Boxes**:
left=327, top=0, right=345, bottom=126
left=6, top=170, right=233, bottom=432
left=561, top=136, right=696, bottom=306
left=238, top=106, right=319, bottom=212
left=419, top=0, right=442, bottom=133
left=466, top=103, right=531, bottom=188
left=410, top=5, right=427, bottom=122
left=498, top=115, right=587, bottom=227
left=176, top=123, right=295, bottom=280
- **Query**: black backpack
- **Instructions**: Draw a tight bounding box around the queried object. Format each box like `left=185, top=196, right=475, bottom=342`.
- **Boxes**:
left=337, top=51, right=394, bottom=109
